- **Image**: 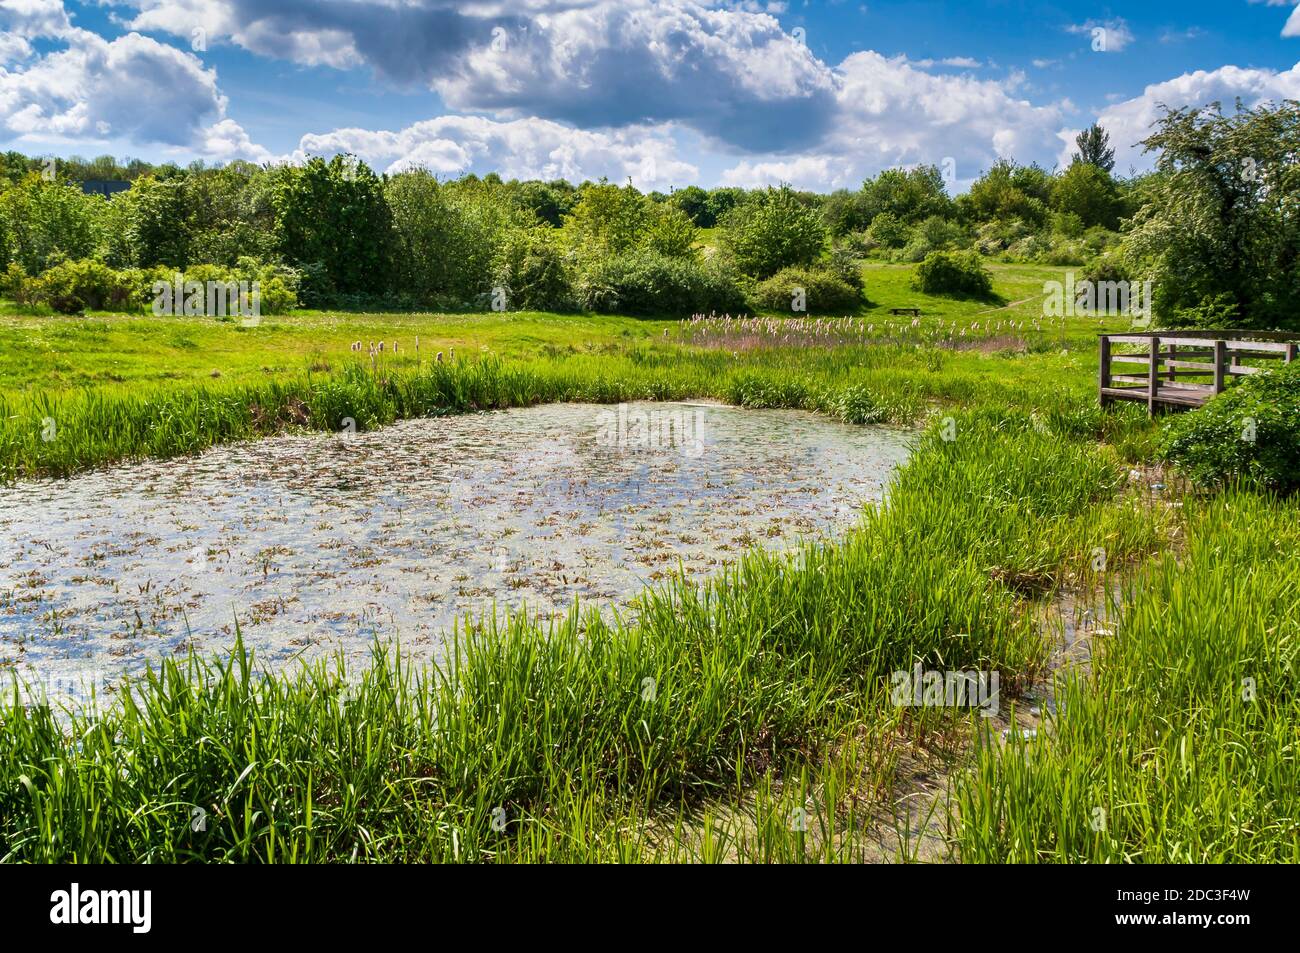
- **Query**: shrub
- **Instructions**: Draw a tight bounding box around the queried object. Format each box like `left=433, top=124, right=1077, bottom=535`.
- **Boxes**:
left=911, top=250, right=994, bottom=298
left=1168, top=292, right=1244, bottom=330
left=749, top=265, right=862, bottom=314
left=719, top=185, right=826, bottom=278
left=826, top=244, right=865, bottom=291
left=1005, top=233, right=1052, bottom=262
left=866, top=212, right=907, bottom=250
left=494, top=228, right=573, bottom=311
left=833, top=384, right=886, bottom=424
left=900, top=236, right=935, bottom=263
left=1160, top=361, right=1300, bottom=492
left=1077, top=254, right=1129, bottom=288
left=1, top=262, right=31, bottom=304
left=29, top=259, right=139, bottom=314
left=25, top=258, right=298, bottom=316
left=575, top=249, right=745, bottom=316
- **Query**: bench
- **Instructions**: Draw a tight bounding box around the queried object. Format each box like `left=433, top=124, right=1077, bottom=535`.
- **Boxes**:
left=889, top=307, right=922, bottom=317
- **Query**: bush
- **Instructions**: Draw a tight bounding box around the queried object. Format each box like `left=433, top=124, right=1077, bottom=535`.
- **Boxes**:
left=826, top=244, right=865, bottom=291
left=866, top=212, right=907, bottom=250
left=911, top=251, right=994, bottom=298
left=832, top=384, right=886, bottom=424
left=493, top=228, right=573, bottom=311
left=900, top=236, right=936, bottom=263
left=576, top=249, right=745, bottom=316
left=24, top=259, right=298, bottom=316
left=1160, top=361, right=1300, bottom=492
left=29, top=259, right=139, bottom=314
left=1168, top=292, right=1244, bottom=330
left=749, top=265, right=862, bottom=314
left=719, top=185, right=826, bottom=278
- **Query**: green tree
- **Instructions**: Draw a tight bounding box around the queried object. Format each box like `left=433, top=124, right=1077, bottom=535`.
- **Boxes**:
left=669, top=185, right=713, bottom=226
left=509, top=180, right=572, bottom=227
left=104, top=175, right=192, bottom=267
left=1073, top=124, right=1116, bottom=173
left=821, top=188, right=871, bottom=237
left=959, top=159, right=1050, bottom=226
left=704, top=187, right=746, bottom=225
left=642, top=204, right=698, bottom=258
left=1051, top=161, right=1121, bottom=230
left=566, top=181, right=650, bottom=258
left=860, top=166, right=952, bottom=224
left=720, top=185, right=827, bottom=278
left=271, top=155, right=393, bottom=295
left=386, top=169, right=466, bottom=301
left=184, top=163, right=278, bottom=266
left=0, top=175, right=103, bottom=273
left=1121, top=100, right=1300, bottom=330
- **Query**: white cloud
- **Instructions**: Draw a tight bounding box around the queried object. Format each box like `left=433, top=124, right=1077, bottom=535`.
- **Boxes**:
left=1, top=0, right=74, bottom=38
left=0, top=32, right=33, bottom=64
left=290, top=115, right=698, bottom=191
left=720, top=154, right=856, bottom=189
left=199, top=117, right=273, bottom=163
left=0, top=1, right=269, bottom=161
left=1064, top=62, right=1300, bottom=172
left=117, top=0, right=839, bottom=151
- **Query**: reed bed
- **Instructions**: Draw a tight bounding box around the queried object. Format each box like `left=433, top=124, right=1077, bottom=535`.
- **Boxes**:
left=954, top=489, right=1300, bottom=863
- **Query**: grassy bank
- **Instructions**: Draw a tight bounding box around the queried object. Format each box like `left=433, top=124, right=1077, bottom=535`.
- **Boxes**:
left=1, top=338, right=1153, bottom=482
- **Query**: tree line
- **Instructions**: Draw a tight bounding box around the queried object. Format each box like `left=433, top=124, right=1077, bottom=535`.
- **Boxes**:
left=1, top=103, right=1296, bottom=328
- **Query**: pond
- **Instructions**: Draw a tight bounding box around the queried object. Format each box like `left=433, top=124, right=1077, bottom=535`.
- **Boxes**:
left=0, top=401, right=912, bottom=703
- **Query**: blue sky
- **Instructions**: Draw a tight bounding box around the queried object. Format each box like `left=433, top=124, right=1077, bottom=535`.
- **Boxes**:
left=2, top=0, right=1298, bottom=190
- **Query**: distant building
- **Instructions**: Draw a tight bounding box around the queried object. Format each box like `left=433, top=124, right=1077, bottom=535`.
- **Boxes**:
left=81, top=180, right=131, bottom=198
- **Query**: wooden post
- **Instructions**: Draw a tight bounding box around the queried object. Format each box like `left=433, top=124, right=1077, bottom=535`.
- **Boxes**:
left=1147, top=336, right=1160, bottom=416
left=1287, top=342, right=1298, bottom=364
left=1167, top=342, right=1177, bottom=382
left=1213, top=339, right=1227, bottom=395
left=1099, top=335, right=1111, bottom=408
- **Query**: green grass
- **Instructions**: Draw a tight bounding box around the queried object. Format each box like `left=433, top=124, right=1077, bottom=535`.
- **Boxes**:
left=0, top=261, right=1100, bottom=397
left=954, top=489, right=1300, bottom=863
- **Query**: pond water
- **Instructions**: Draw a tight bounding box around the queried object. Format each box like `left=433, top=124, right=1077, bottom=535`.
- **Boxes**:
left=0, top=401, right=912, bottom=703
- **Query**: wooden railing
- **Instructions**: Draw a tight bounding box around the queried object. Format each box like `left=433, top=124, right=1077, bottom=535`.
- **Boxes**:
left=1099, top=331, right=1299, bottom=415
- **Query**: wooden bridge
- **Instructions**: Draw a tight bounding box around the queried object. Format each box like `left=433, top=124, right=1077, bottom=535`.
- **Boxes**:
left=1099, top=331, right=1299, bottom=415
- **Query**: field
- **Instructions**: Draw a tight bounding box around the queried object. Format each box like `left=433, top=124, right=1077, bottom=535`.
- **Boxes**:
left=1, top=261, right=1296, bottom=863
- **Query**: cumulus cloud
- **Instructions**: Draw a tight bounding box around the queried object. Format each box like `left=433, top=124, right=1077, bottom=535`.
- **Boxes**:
left=1061, top=62, right=1300, bottom=172
left=434, top=1, right=837, bottom=149
left=720, top=154, right=857, bottom=190
left=0, top=1, right=268, bottom=160
left=200, top=117, right=273, bottom=162
left=816, top=52, right=1066, bottom=181
left=7, top=0, right=1296, bottom=194
left=119, top=0, right=838, bottom=151
left=290, top=115, right=698, bottom=190
left=1, top=0, right=74, bottom=38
